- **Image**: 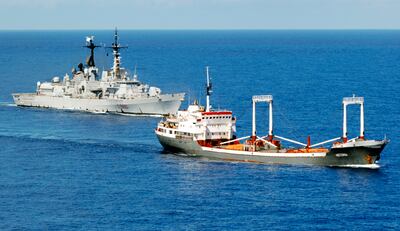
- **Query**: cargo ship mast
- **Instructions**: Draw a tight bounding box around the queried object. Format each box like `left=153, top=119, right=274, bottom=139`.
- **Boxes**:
left=205, top=66, right=212, bottom=112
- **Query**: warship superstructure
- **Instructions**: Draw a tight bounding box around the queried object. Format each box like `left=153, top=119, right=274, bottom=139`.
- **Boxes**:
left=12, top=29, right=184, bottom=115
left=155, top=67, right=388, bottom=168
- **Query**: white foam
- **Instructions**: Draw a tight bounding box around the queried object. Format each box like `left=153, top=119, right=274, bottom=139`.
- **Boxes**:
left=114, top=112, right=163, bottom=118
left=0, top=102, right=16, bottom=107
left=333, top=164, right=380, bottom=169
left=89, top=111, right=107, bottom=115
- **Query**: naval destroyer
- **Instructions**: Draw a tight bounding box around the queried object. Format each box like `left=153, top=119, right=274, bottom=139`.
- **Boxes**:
left=12, top=29, right=185, bottom=115
left=155, top=67, right=388, bottom=168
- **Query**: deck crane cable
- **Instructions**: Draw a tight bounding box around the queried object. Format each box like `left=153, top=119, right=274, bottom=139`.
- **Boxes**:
left=274, top=103, right=304, bottom=142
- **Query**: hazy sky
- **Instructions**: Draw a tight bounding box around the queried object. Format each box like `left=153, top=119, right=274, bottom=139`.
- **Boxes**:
left=0, top=0, right=399, bottom=29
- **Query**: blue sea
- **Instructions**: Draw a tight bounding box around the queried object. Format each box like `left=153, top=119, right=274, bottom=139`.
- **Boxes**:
left=0, top=30, right=399, bottom=230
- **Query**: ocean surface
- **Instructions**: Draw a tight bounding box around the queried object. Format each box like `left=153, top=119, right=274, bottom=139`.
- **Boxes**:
left=0, top=30, right=399, bottom=230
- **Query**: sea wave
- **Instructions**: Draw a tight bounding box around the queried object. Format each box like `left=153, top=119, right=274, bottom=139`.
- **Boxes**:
left=0, top=102, right=16, bottom=107
left=113, top=112, right=163, bottom=118
left=0, top=133, right=160, bottom=151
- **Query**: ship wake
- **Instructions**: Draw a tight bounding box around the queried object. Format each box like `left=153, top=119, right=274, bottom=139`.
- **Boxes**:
left=0, top=102, right=16, bottom=107
left=330, top=164, right=380, bottom=169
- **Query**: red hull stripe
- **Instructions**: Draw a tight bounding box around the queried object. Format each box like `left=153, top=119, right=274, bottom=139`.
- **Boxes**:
left=202, top=111, right=232, bottom=115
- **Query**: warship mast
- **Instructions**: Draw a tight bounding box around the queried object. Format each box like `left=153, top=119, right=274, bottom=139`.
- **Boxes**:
left=109, top=28, right=127, bottom=80
left=84, top=36, right=100, bottom=68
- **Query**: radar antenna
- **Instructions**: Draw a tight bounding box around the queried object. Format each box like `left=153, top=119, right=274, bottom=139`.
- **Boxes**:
left=107, top=27, right=128, bottom=80
left=84, top=36, right=100, bottom=67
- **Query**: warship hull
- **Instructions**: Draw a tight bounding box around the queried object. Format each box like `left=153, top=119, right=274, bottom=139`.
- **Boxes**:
left=156, top=132, right=387, bottom=168
left=13, top=93, right=184, bottom=115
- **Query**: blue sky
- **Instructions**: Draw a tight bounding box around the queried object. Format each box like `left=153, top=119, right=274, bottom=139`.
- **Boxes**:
left=0, top=0, right=399, bottom=29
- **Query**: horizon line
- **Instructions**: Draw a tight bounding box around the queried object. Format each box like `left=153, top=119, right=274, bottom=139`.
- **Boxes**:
left=1, top=28, right=400, bottom=31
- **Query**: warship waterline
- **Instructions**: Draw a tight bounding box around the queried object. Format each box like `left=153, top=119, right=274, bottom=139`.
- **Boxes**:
left=155, top=67, right=388, bottom=168
left=12, top=29, right=185, bottom=115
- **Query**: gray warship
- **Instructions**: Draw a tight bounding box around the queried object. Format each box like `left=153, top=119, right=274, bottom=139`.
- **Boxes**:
left=155, top=67, right=388, bottom=168
left=12, top=29, right=185, bottom=115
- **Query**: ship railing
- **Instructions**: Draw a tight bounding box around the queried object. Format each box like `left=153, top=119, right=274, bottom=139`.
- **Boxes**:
left=220, top=136, right=250, bottom=145
left=274, top=135, right=307, bottom=147
left=343, top=96, right=364, bottom=104
left=267, top=135, right=341, bottom=148
left=221, top=133, right=342, bottom=149
left=252, top=95, right=273, bottom=103
left=309, top=137, right=341, bottom=148
left=256, top=136, right=277, bottom=148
